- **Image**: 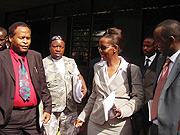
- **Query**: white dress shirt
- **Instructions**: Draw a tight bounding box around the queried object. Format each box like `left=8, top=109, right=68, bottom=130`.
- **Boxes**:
left=52, top=57, right=80, bottom=79
left=144, top=53, right=157, bottom=67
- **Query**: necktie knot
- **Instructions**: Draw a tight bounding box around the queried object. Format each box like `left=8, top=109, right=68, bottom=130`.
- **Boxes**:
left=164, top=58, right=171, bottom=67
left=19, top=56, right=23, bottom=62
left=19, top=57, right=25, bottom=69
left=146, top=58, right=150, bottom=62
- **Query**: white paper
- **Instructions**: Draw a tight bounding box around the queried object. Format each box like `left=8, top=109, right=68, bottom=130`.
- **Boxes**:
left=148, top=100, right=153, bottom=121
left=73, top=75, right=83, bottom=103
left=39, top=100, right=44, bottom=128
left=102, top=91, right=115, bottom=121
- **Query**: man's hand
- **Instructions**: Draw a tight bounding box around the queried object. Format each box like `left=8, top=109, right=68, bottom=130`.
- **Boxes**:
left=78, top=74, right=87, bottom=99
left=42, top=112, right=51, bottom=124
left=74, top=118, right=84, bottom=128
left=81, top=88, right=87, bottom=99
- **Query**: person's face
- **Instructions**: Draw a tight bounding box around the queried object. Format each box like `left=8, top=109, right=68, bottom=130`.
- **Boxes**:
left=9, top=26, right=31, bottom=55
left=142, top=38, right=156, bottom=57
left=0, top=30, right=7, bottom=51
left=98, top=37, right=116, bottom=61
left=49, top=39, right=65, bottom=60
left=153, top=27, right=173, bottom=56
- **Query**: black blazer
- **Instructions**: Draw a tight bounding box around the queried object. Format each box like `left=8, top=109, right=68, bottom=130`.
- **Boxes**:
left=0, top=49, right=52, bottom=127
left=133, top=54, right=159, bottom=102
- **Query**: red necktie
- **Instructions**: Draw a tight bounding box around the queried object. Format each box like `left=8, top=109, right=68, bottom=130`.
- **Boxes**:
left=151, top=58, right=171, bottom=120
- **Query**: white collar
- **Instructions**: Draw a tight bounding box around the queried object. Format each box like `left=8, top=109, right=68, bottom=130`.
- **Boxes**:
left=97, top=56, right=129, bottom=72
left=145, top=53, right=157, bottom=62
left=168, top=49, right=180, bottom=63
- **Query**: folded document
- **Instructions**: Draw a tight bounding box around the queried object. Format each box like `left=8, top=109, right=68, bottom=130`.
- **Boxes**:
left=103, top=91, right=115, bottom=121
left=73, top=75, right=83, bottom=103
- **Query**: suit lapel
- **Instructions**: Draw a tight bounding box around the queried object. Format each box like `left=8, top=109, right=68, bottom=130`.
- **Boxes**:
left=97, top=64, right=126, bottom=95
left=141, top=57, right=146, bottom=74
left=98, top=65, right=111, bottom=95
left=153, top=55, right=166, bottom=94
left=27, top=51, right=36, bottom=78
left=145, top=55, right=158, bottom=75
left=1, top=50, right=15, bottom=80
left=109, top=69, right=126, bottom=91
left=156, top=56, right=166, bottom=82
left=163, top=54, right=180, bottom=92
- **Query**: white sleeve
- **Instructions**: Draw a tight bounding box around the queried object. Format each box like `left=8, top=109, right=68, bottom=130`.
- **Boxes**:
left=73, top=61, right=80, bottom=75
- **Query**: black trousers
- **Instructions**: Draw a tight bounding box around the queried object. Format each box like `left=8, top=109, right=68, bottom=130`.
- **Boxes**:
left=151, top=123, right=158, bottom=135
left=0, top=106, right=41, bottom=135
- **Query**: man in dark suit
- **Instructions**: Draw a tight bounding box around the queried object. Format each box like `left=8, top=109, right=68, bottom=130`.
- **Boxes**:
left=0, top=22, right=52, bottom=134
left=0, top=27, right=8, bottom=51
left=135, top=36, right=158, bottom=104
left=151, top=19, right=180, bottom=135
left=133, top=36, right=158, bottom=135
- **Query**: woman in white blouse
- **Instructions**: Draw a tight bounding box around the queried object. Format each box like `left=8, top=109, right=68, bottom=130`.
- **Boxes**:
left=74, top=28, right=144, bottom=135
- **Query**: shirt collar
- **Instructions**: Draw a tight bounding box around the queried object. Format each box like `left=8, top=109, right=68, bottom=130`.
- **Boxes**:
left=145, top=53, right=157, bottom=62
left=52, top=57, right=63, bottom=63
left=97, top=56, right=129, bottom=72
left=168, top=49, right=180, bottom=63
left=9, top=48, right=26, bottom=62
left=119, top=56, right=129, bottom=72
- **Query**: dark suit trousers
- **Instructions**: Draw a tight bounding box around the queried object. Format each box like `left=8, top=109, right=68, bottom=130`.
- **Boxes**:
left=0, top=107, right=40, bottom=135
left=151, top=123, right=158, bottom=135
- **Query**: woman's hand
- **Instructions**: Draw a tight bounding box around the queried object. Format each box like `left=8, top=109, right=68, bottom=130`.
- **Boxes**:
left=113, top=108, right=121, bottom=118
left=74, top=118, right=84, bottom=128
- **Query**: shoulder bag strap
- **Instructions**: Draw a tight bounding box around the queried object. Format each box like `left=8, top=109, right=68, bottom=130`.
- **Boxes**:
left=127, top=63, right=132, bottom=98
